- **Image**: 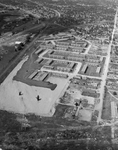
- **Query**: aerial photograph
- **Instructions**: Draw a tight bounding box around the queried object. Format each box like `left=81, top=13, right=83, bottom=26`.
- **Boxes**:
left=0, top=0, right=118, bottom=149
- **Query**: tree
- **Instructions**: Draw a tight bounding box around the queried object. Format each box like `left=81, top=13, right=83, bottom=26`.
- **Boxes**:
left=113, top=91, right=117, bottom=96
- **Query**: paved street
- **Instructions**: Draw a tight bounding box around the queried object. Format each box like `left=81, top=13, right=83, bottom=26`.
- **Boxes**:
left=97, top=8, right=118, bottom=123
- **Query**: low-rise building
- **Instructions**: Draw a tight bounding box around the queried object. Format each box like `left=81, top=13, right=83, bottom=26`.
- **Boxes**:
left=96, top=66, right=101, bottom=74
left=51, top=73, right=68, bottom=78
left=29, top=70, right=38, bottom=79
left=81, top=64, right=88, bottom=73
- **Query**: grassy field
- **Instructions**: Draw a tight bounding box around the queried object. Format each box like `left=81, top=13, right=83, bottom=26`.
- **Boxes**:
left=0, top=109, right=114, bottom=150
left=0, top=45, right=20, bottom=73
left=54, top=104, right=73, bottom=118
left=0, top=12, right=25, bottom=33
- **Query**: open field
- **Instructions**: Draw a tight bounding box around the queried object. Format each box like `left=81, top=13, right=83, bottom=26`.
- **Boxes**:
left=79, top=109, right=92, bottom=122
left=0, top=52, right=70, bottom=116
left=0, top=9, right=34, bottom=34
left=54, top=104, right=73, bottom=118
left=0, top=57, right=53, bottom=115
left=0, top=109, right=112, bottom=150
left=0, top=45, right=18, bottom=72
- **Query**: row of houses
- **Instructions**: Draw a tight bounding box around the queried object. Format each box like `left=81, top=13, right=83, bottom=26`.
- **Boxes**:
left=81, top=89, right=100, bottom=98
left=51, top=72, right=68, bottom=78
left=81, top=64, right=101, bottom=74
left=28, top=70, right=49, bottom=81
left=55, top=46, right=84, bottom=53
left=43, top=63, right=75, bottom=73
left=46, top=53, right=102, bottom=65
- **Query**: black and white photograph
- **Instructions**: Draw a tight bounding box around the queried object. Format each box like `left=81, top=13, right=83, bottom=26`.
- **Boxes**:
left=0, top=0, right=117, bottom=149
